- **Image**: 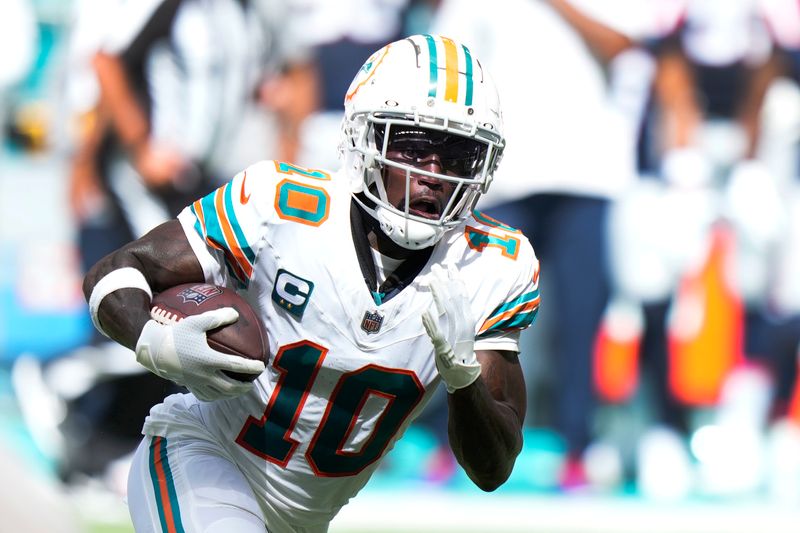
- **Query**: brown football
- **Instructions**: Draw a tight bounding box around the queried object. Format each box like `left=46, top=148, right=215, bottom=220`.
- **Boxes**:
left=150, top=283, right=268, bottom=381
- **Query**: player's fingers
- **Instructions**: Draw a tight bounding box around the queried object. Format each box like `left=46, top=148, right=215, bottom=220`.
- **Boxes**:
left=227, top=380, right=256, bottom=397
left=189, top=384, right=218, bottom=402
left=212, top=375, right=256, bottom=398
left=435, top=346, right=455, bottom=369
left=429, top=282, right=447, bottom=316
left=217, top=356, right=266, bottom=375
left=189, top=307, right=240, bottom=330
left=423, top=311, right=452, bottom=352
left=421, top=309, right=437, bottom=339
left=430, top=263, right=447, bottom=284
left=444, top=263, right=469, bottom=299
left=446, top=263, right=460, bottom=281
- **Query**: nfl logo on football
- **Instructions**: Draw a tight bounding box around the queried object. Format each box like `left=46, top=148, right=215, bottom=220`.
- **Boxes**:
left=361, top=310, right=384, bottom=334
left=178, top=284, right=222, bottom=305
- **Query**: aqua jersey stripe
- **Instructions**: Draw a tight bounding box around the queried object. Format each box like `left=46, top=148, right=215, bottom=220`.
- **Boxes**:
left=486, top=289, right=539, bottom=321
left=462, top=44, right=473, bottom=106
left=424, top=34, right=438, bottom=97
left=190, top=204, right=203, bottom=238
left=199, top=190, right=224, bottom=247
left=197, top=190, right=248, bottom=287
left=148, top=438, right=167, bottom=533
left=149, top=437, right=185, bottom=533
left=222, top=182, right=256, bottom=264
left=159, top=439, right=184, bottom=533
left=479, top=308, right=539, bottom=336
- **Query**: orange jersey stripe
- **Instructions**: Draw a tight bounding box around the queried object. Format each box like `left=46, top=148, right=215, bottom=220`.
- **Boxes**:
left=214, top=188, right=253, bottom=278
left=195, top=194, right=247, bottom=282
left=153, top=437, right=179, bottom=533
left=480, top=297, right=540, bottom=333
left=193, top=199, right=206, bottom=229
left=194, top=198, right=228, bottom=254
left=194, top=198, right=222, bottom=253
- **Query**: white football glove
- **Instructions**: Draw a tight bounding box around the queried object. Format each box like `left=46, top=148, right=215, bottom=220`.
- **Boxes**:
left=421, top=264, right=482, bottom=393
left=135, top=307, right=266, bottom=402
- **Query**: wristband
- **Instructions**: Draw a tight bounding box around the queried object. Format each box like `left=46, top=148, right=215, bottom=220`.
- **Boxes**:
left=88, top=267, right=152, bottom=338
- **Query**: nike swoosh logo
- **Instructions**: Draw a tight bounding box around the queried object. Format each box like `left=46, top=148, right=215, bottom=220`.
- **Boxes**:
left=240, top=171, right=251, bottom=204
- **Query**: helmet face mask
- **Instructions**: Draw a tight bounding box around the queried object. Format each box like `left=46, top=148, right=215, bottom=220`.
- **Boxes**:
left=341, top=35, right=505, bottom=250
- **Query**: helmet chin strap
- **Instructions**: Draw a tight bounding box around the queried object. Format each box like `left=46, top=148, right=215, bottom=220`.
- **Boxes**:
left=376, top=206, right=443, bottom=250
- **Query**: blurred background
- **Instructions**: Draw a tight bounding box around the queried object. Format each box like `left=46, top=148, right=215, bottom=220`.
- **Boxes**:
left=2, top=0, right=800, bottom=531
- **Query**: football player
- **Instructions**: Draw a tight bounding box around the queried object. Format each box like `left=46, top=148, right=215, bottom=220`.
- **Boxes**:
left=84, top=34, right=540, bottom=533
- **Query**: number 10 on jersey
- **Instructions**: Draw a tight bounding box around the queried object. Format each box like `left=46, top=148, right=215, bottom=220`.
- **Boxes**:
left=235, top=340, right=425, bottom=476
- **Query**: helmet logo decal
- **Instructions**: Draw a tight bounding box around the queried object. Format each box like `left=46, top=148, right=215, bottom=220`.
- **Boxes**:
left=422, top=34, right=475, bottom=106
left=345, top=46, right=391, bottom=103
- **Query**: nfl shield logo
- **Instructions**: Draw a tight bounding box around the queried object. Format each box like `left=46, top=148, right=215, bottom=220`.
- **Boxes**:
left=361, top=310, right=384, bottom=334
left=177, top=284, right=222, bottom=305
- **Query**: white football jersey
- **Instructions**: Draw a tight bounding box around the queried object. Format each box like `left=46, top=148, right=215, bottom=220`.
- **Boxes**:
left=143, top=160, right=540, bottom=528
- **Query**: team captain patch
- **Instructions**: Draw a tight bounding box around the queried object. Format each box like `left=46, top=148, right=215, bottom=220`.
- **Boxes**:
left=361, top=310, right=384, bottom=334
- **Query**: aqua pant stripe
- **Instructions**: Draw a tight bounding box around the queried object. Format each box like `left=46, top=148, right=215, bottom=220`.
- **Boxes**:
left=149, top=436, right=186, bottom=533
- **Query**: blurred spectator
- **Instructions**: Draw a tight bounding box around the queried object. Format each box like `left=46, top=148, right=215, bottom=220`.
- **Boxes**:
left=0, top=0, right=38, bottom=139
left=608, top=0, right=800, bottom=500
left=283, top=0, right=416, bottom=169
left=748, top=0, right=800, bottom=504
left=433, top=0, right=652, bottom=489
left=63, top=0, right=130, bottom=276
left=757, top=0, right=800, bottom=378
left=29, top=0, right=316, bottom=485
left=94, top=0, right=311, bottom=234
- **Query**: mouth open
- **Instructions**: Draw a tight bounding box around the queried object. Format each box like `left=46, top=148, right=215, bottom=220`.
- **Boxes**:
left=408, top=197, right=442, bottom=220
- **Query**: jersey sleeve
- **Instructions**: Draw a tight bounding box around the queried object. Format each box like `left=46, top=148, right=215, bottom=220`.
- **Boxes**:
left=472, top=239, right=541, bottom=353
left=102, top=0, right=175, bottom=55
left=177, top=160, right=277, bottom=289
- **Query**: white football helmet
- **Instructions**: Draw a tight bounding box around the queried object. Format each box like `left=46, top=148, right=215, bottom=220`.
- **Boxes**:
left=341, top=34, right=505, bottom=250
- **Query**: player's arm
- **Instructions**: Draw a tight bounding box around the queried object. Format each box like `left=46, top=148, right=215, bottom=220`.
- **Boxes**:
left=421, top=264, right=527, bottom=491
left=82, top=220, right=204, bottom=350
left=738, top=50, right=784, bottom=159
left=546, top=0, right=633, bottom=63
left=92, top=50, right=150, bottom=160
left=93, top=0, right=188, bottom=186
left=652, top=44, right=702, bottom=151
left=82, top=220, right=264, bottom=401
left=447, top=349, right=526, bottom=491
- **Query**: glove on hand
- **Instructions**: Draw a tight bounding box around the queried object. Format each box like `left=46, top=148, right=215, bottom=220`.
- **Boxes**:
left=421, top=264, right=482, bottom=393
left=135, top=307, right=265, bottom=401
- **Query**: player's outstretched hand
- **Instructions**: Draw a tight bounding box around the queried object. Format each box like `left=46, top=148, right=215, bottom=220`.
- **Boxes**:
left=135, top=307, right=266, bottom=401
left=421, top=264, right=481, bottom=393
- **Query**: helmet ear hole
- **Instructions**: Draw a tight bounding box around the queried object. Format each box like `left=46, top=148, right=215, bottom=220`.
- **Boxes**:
left=363, top=151, right=375, bottom=168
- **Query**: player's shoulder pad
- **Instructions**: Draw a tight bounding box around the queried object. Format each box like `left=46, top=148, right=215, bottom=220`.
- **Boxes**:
left=228, top=159, right=336, bottom=211
left=454, top=211, right=540, bottom=338
left=243, top=160, right=335, bottom=185
left=460, top=210, right=536, bottom=265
